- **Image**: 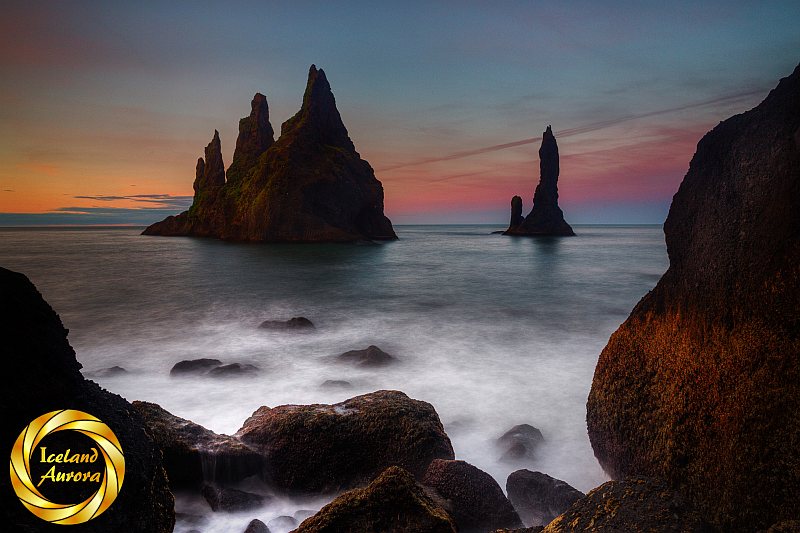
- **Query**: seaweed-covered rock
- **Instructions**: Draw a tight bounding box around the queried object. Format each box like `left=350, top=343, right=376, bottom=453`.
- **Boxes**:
left=422, top=459, right=522, bottom=532
left=236, top=390, right=454, bottom=493
left=143, top=65, right=396, bottom=242
left=586, top=64, right=800, bottom=531
left=506, top=470, right=584, bottom=527
left=0, top=267, right=174, bottom=533
left=540, top=477, right=706, bottom=532
left=294, top=466, right=456, bottom=533
left=132, top=401, right=264, bottom=487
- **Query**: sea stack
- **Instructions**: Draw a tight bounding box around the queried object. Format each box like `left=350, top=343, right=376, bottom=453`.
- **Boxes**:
left=586, top=64, right=800, bottom=532
left=504, top=126, right=574, bottom=236
left=143, top=65, right=397, bottom=242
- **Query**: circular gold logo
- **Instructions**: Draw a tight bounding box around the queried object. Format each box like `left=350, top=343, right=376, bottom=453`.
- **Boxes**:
left=9, top=410, right=125, bottom=525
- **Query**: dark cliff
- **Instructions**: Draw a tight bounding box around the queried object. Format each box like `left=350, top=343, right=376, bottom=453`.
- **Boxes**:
left=143, top=65, right=396, bottom=242
left=504, top=126, right=574, bottom=236
left=586, top=64, right=800, bottom=531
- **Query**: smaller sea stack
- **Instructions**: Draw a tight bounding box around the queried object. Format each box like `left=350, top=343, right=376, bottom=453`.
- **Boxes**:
left=504, top=126, right=574, bottom=236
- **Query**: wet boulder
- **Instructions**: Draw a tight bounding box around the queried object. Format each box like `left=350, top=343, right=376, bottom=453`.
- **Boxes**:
left=170, top=358, right=223, bottom=376
left=294, top=466, right=456, bottom=532
left=208, top=362, right=259, bottom=377
left=506, top=470, right=584, bottom=527
left=336, top=345, right=396, bottom=367
left=422, top=459, right=522, bottom=532
left=201, top=483, right=267, bottom=512
left=132, top=401, right=264, bottom=487
left=236, top=390, right=454, bottom=493
left=243, top=519, right=270, bottom=533
left=259, top=317, right=315, bottom=330
left=267, top=515, right=297, bottom=531
left=321, top=379, right=353, bottom=389
left=497, top=424, right=544, bottom=463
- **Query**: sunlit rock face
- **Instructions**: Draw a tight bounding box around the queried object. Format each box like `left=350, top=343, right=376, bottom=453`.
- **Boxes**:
left=587, top=64, right=800, bottom=532
left=143, top=65, right=396, bottom=242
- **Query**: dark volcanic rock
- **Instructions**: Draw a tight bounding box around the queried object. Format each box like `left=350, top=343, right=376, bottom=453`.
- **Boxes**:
left=236, top=390, right=454, bottom=493
left=143, top=65, right=397, bottom=242
left=259, top=317, right=315, bottom=330
left=294, top=466, right=456, bottom=533
left=497, top=424, right=544, bottom=463
left=504, top=126, right=574, bottom=236
left=207, top=362, right=259, bottom=377
left=0, top=267, right=174, bottom=533
left=586, top=65, right=800, bottom=531
left=422, top=459, right=522, bottom=532
left=244, top=518, right=270, bottom=533
left=170, top=358, right=223, bottom=375
left=336, top=345, right=395, bottom=367
left=132, top=401, right=264, bottom=487
left=201, top=483, right=267, bottom=512
left=506, top=470, right=584, bottom=527
left=540, top=477, right=706, bottom=533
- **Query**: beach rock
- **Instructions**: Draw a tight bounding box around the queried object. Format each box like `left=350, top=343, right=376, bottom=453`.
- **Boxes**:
left=236, top=390, right=454, bottom=493
left=586, top=64, right=800, bottom=531
left=506, top=470, right=584, bottom=527
left=336, top=345, right=395, bottom=367
left=170, top=358, right=223, bottom=375
left=143, top=65, right=397, bottom=242
left=504, top=126, right=574, bottom=236
left=88, top=365, right=127, bottom=377
left=226, top=92, right=275, bottom=186
left=0, top=267, right=174, bottom=533
left=497, top=424, right=544, bottom=462
left=540, top=477, right=706, bottom=532
left=267, top=515, right=297, bottom=531
left=259, top=317, right=315, bottom=330
left=132, top=401, right=264, bottom=486
left=244, top=519, right=270, bottom=533
left=201, top=483, right=267, bottom=512
left=321, top=379, right=352, bottom=389
left=422, top=459, right=522, bottom=532
left=294, top=466, right=456, bottom=533
left=207, top=362, right=259, bottom=377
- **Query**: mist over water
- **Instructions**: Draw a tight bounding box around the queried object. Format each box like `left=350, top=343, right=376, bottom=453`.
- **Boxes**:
left=1, top=225, right=667, bottom=532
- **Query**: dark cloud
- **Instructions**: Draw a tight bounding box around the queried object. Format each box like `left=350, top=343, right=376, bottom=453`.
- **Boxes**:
left=72, top=194, right=193, bottom=209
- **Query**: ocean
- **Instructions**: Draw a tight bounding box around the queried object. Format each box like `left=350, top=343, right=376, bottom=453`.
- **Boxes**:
left=0, top=224, right=667, bottom=532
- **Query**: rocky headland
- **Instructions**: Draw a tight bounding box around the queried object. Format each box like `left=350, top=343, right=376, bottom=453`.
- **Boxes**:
left=587, top=64, right=800, bottom=531
left=504, top=126, right=574, bottom=237
left=143, top=65, right=397, bottom=242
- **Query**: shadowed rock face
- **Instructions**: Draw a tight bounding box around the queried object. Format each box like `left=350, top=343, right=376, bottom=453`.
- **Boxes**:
left=587, top=64, right=800, bottom=531
left=504, top=126, right=574, bottom=236
left=506, top=470, right=584, bottom=527
left=235, top=390, right=454, bottom=493
left=294, top=466, right=456, bottom=533
left=143, top=65, right=396, bottom=242
left=0, top=267, right=174, bottom=533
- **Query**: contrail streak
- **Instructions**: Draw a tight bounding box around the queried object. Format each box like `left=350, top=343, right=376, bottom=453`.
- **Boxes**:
left=377, top=88, right=765, bottom=172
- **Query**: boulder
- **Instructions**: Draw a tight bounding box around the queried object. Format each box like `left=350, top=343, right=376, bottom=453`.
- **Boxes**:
left=422, top=459, right=522, bottom=532
left=236, top=390, right=454, bottom=493
left=336, top=345, right=396, bottom=367
left=143, top=65, right=397, bottom=242
left=586, top=64, right=800, bottom=531
left=506, top=470, right=584, bottom=527
left=294, top=466, right=456, bottom=532
left=243, top=519, right=270, bottom=533
left=170, top=358, right=223, bottom=376
left=132, top=401, right=264, bottom=487
left=504, top=126, right=574, bottom=236
left=259, top=317, right=315, bottom=330
left=0, top=267, right=174, bottom=532
left=207, top=362, right=259, bottom=377
left=321, top=379, right=353, bottom=389
left=201, top=483, right=267, bottom=512
left=87, top=365, right=127, bottom=377
left=497, top=424, right=544, bottom=463
left=540, top=477, right=706, bottom=532
left=267, top=515, right=297, bottom=531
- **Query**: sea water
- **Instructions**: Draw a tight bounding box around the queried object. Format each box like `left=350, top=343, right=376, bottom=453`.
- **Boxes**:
left=0, top=225, right=667, bottom=532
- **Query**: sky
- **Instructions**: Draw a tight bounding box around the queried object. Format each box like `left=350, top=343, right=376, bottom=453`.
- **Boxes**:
left=0, top=1, right=798, bottom=225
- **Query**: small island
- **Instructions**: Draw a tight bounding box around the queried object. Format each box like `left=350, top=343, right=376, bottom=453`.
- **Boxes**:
left=143, top=65, right=397, bottom=242
left=504, top=125, right=575, bottom=236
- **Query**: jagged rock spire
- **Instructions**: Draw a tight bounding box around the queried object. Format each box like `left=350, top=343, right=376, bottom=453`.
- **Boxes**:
left=227, top=93, right=275, bottom=184
left=193, top=130, right=225, bottom=193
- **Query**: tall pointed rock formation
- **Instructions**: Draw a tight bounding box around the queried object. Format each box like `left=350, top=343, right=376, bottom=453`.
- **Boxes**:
left=504, top=126, right=574, bottom=236
left=143, top=65, right=396, bottom=242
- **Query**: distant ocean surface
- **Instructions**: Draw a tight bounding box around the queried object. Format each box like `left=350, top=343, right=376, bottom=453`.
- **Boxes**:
left=0, top=224, right=667, bottom=531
